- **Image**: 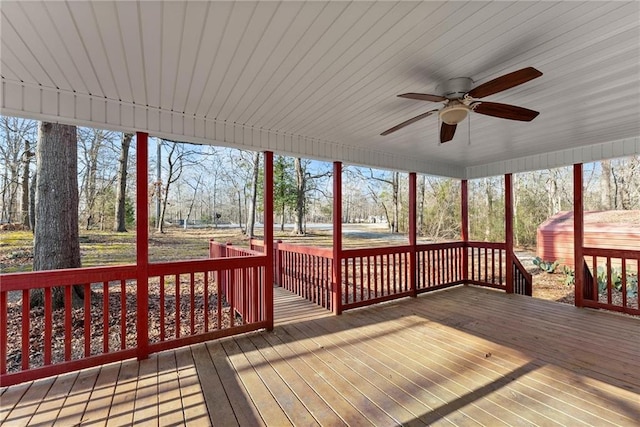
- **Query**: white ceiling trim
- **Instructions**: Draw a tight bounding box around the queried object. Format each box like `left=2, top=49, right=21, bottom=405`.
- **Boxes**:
left=466, top=136, right=640, bottom=180
left=1, top=79, right=464, bottom=177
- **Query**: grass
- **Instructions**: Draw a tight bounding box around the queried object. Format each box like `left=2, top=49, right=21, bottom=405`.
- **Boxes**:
left=0, top=224, right=407, bottom=273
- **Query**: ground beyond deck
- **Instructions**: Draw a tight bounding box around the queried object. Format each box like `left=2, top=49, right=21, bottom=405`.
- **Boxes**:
left=1, top=285, right=639, bottom=426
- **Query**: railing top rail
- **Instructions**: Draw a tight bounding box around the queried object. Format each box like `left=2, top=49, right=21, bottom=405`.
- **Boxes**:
left=342, top=245, right=412, bottom=257
left=0, top=264, right=137, bottom=291
left=467, top=241, right=506, bottom=249
left=249, top=238, right=265, bottom=247
left=225, top=246, right=264, bottom=257
left=276, top=242, right=333, bottom=258
left=148, top=256, right=266, bottom=276
left=416, top=241, right=465, bottom=251
left=582, top=247, right=640, bottom=259
left=513, top=255, right=532, bottom=282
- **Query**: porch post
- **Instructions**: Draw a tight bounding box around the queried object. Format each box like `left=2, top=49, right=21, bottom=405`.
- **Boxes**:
left=573, top=163, right=584, bottom=307
left=264, top=151, right=274, bottom=330
left=135, top=131, right=149, bottom=360
left=409, top=172, right=417, bottom=297
left=461, top=179, right=469, bottom=282
left=505, top=173, right=514, bottom=293
left=332, top=161, right=343, bottom=315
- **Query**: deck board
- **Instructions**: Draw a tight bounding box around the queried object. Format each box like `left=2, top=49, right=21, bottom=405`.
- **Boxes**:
left=2, top=285, right=639, bottom=426
left=132, top=356, right=158, bottom=425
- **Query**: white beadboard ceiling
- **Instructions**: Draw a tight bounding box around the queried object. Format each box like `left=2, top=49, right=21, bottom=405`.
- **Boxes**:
left=1, top=1, right=639, bottom=179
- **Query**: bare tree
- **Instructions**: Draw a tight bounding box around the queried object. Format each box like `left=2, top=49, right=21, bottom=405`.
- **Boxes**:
left=246, top=151, right=261, bottom=237
left=361, top=169, right=401, bottom=233
left=0, top=117, right=37, bottom=223
left=114, top=133, right=133, bottom=232
left=157, top=140, right=201, bottom=232
left=292, top=158, right=331, bottom=235
left=31, top=122, right=83, bottom=308
left=20, top=139, right=34, bottom=228
left=600, top=160, right=613, bottom=209
left=184, top=173, right=203, bottom=229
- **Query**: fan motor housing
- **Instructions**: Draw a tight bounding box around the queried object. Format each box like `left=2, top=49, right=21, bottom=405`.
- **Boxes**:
left=440, top=77, right=473, bottom=99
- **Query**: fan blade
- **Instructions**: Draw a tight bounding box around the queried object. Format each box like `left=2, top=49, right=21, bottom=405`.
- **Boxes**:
left=473, top=102, right=539, bottom=121
left=440, top=123, right=457, bottom=143
left=468, top=67, right=542, bottom=98
left=398, top=93, right=446, bottom=102
left=380, top=110, right=438, bottom=136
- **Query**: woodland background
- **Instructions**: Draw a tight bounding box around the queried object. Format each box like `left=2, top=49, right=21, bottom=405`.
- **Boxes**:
left=1, top=115, right=639, bottom=255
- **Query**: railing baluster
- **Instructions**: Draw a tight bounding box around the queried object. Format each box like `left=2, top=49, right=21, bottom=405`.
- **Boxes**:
left=44, top=287, right=51, bottom=365
left=65, top=285, right=71, bottom=361
left=592, top=255, right=598, bottom=301
left=229, top=268, right=235, bottom=328
left=253, top=266, right=259, bottom=323
left=491, top=249, right=495, bottom=284
left=175, top=274, right=180, bottom=338
left=159, top=276, right=165, bottom=341
left=190, top=272, right=195, bottom=335
left=499, top=249, right=503, bottom=285
left=606, top=257, right=612, bottom=305
left=121, top=279, right=127, bottom=350
left=1, top=290, right=8, bottom=373
left=84, top=283, right=91, bottom=357
left=22, top=289, right=30, bottom=370
left=217, top=269, right=222, bottom=330
left=373, top=256, right=378, bottom=298
left=103, top=281, right=109, bottom=354
left=204, top=272, right=209, bottom=333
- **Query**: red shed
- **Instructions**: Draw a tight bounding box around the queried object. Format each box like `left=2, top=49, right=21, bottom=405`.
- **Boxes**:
left=537, top=210, right=640, bottom=268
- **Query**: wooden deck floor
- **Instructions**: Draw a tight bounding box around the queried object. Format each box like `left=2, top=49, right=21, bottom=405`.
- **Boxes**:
left=2, top=285, right=639, bottom=426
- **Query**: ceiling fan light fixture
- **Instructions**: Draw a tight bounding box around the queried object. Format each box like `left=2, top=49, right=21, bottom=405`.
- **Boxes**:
left=439, top=103, right=469, bottom=125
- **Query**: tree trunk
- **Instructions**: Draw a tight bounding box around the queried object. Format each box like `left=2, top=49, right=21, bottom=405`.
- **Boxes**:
left=237, top=191, right=243, bottom=231
left=293, top=158, right=306, bottom=235
left=185, top=174, right=202, bottom=230
left=418, top=175, right=425, bottom=236
left=246, top=152, right=260, bottom=237
left=392, top=171, right=399, bottom=233
left=114, top=133, right=132, bottom=232
left=83, top=131, right=102, bottom=230
left=600, top=160, right=613, bottom=209
left=21, top=139, right=32, bottom=228
left=31, top=122, right=83, bottom=309
left=485, top=178, right=493, bottom=240
left=155, top=140, right=162, bottom=229
left=29, top=171, right=36, bottom=231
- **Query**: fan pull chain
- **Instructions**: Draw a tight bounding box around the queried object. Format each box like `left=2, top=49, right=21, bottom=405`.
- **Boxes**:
left=468, top=113, right=472, bottom=146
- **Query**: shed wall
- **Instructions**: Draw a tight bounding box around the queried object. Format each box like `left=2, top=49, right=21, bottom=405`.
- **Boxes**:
left=536, top=211, right=640, bottom=268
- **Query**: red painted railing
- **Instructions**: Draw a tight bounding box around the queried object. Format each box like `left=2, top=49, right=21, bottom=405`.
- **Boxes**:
left=341, top=246, right=413, bottom=310
left=582, top=247, right=639, bottom=315
left=1, top=247, right=268, bottom=387
left=209, top=242, right=266, bottom=325
left=277, top=243, right=334, bottom=311
left=1, top=265, right=138, bottom=386
left=416, top=242, right=465, bottom=292
left=250, top=238, right=281, bottom=284
left=467, top=242, right=507, bottom=290
left=513, top=256, right=532, bottom=296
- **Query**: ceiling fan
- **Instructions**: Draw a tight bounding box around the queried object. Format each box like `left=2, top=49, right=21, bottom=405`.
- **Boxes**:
left=381, top=67, right=543, bottom=143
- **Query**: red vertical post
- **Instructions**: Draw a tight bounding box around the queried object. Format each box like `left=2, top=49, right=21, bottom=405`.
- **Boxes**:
left=409, top=172, right=417, bottom=297
left=573, top=163, right=584, bottom=307
left=461, top=179, right=469, bottom=282
left=332, top=161, right=343, bottom=315
left=505, top=173, right=514, bottom=293
left=136, top=131, right=149, bottom=360
left=264, top=151, right=274, bottom=330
